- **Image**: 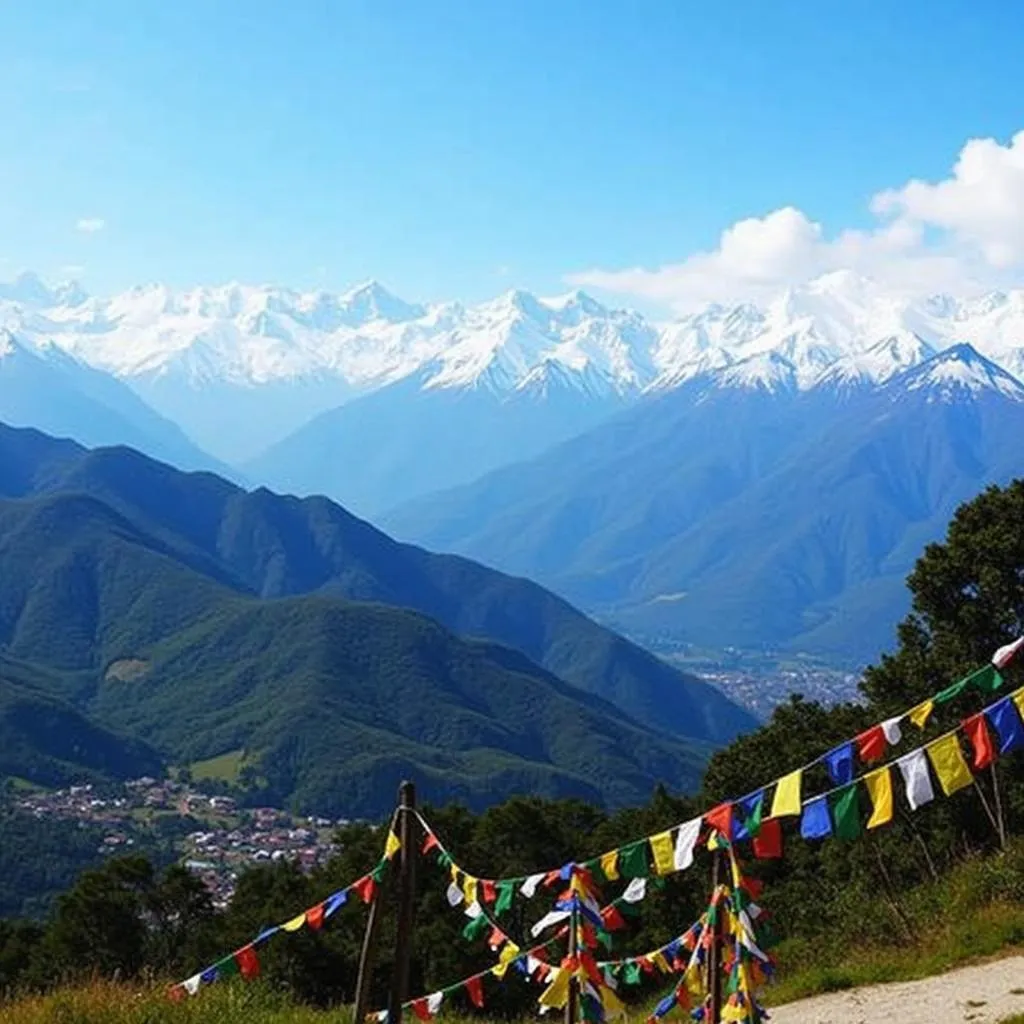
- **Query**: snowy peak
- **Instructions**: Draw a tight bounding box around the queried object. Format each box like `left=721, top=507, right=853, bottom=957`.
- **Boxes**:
left=813, top=330, right=936, bottom=391
left=888, top=343, right=1024, bottom=402
left=707, top=351, right=797, bottom=394
left=335, top=280, right=425, bottom=326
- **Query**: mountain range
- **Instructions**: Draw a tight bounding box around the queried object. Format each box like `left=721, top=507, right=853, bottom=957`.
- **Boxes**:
left=0, top=421, right=752, bottom=815
left=4, top=268, right=1024, bottom=666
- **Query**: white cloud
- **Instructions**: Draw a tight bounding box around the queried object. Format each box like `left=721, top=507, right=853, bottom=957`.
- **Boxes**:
left=75, top=217, right=105, bottom=234
left=568, top=131, right=1024, bottom=314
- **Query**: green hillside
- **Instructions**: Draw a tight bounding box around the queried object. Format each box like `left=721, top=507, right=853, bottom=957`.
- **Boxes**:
left=0, top=423, right=738, bottom=814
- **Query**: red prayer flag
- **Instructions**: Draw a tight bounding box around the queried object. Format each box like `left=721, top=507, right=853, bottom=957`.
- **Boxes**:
left=466, top=975, right=484, bottom=1008
left=705, top=801, right=733, bottom=839
left=856, top=724, right=887, bottom=763
left=234, top=945, right=260, bottom=980
left=964, top=712, right=996, bottom=770
left=601, top=905, right=627, bottom=931
left=411, top=998, right=432, bottom=1022
left=167, top=986, right=185, bottom=1003
left=421, top=832, right=440, bottom=855
left=752, top=817, right=783, bottom=859
left=487, top=925, right=505, bottom=949
left=305, top=903, right=325, bottom=931
left=543, top=869, right=561, bottom=888
left=481, top=879, right=497, bottom=904
left=353, top=875, right=376, bottom=904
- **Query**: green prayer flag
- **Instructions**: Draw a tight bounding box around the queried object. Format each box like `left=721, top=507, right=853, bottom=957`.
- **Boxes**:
left=371, top=860, right=388, bottom=883
left=597, top=928, right=614, bottom=951
left=624, top=962, right=642, bottom=986
left=437, top=851, right=453, bottom=868
left=216, top=955, right=240, bottom=979
left=462, top=914, right=489, bottom=941
left=970, top=664, right=1003, bottom=694
left=934, top=677, right=970, bottom=704
left=494, top=881, right=515, bottom=917
left=618, top=839, right=650, bottom=878
left=832, top=784, right=861, bottom=841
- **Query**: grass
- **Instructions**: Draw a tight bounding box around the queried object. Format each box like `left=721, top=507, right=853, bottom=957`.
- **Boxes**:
left=767, top=902, right=1024, bottom=1004
left=189, top=750, right=247, bottom=785
left=0, top=981, right=354, bottom=1024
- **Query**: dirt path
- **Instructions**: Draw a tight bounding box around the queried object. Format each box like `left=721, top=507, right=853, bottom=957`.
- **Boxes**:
left=768, top=955, right=1024, bottom=1024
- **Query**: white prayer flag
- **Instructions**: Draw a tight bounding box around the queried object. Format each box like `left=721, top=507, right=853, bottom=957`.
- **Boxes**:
left=427, top=992, right=444, bottom=1015
left=521, top=872, right=546, bottom=898
left=446, top=881, right=464, bottom=907
left=531, top=909, right=570, bottom=937
left=622, top=877, right=647, bottom=903
left=673, top=817, right=702, bottom=872
left=897, top=748, right=936, bottom=811
left=882, top=716, right=903, bottom=745
left=993, top=637, right=1024, bottom=669
left=183, top=974, right=202, bottom=996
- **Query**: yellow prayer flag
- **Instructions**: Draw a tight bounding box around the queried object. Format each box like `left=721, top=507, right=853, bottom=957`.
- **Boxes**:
left=492, top=941, right=520, bottom=980
left=684, top=962, right=704, bottom=999
left=463, top=876, right=478, bottom=906
left=649, top=830, right=675, bottom=876
left=926, top=733, right=973, bottom=796
left=863, top=766, right=894, bottom=829
left=1013, top=687, right=1024, bottom=719
left=384, top=830, right=401, bottom=860
left=600, top=849, right=620, bottom=881
left=908, top=699, right=935, bottom=729
left=538, top=968, right=569, bottom=1009
left=281, top=913, right=307, bottom=932
left=651, top=951, right=671, bottom=973
left=770, top=770, right=802, bottom=818
left=601, top=984, right=627, bottom=1018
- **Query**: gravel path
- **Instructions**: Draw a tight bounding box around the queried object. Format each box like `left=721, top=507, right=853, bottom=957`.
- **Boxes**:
left=768, top=955, right=1024, bottom=1024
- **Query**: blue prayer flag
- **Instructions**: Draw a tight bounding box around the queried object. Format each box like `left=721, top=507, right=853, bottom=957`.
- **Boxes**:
left=800, top=796, right=833, bottom=840
left=824, top=742, right=855, bottom=785
left=986, top=697, right=1024, bottom=754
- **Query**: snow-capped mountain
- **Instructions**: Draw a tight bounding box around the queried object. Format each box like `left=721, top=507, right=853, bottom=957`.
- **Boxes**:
left=2, top=277, right=655, bottom=462
left=4, top=267, right=1024, bottom=470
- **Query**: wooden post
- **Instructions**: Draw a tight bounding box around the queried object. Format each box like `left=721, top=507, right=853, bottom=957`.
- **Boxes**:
left=707, top=849, right=724, bottom=1024
left=354, top=820, right=390, bottom=1024
left=565, top=886, right=579, bottom=1024
left=388, top=781, right=418, bottom=1024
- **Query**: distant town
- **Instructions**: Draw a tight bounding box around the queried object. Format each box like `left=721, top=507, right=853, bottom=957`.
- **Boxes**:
left=13, top=776, right=344, bottom=907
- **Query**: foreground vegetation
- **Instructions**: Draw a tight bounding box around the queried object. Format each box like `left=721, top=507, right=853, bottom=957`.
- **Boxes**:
left=2, top=480, right=1024, bottom=1020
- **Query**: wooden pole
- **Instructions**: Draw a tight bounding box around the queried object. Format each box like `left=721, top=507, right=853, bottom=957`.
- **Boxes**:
left=354, top=811, right=396, bottom=1024
left=565, top=884, right=579, bottom=1024
left=388, top=781, right=418, bottom=1024
left=707, top=849, right=724, bottom=1024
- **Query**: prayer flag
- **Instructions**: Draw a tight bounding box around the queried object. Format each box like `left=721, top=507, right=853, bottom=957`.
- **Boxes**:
left=282, top=913, right=306, bottom=932
left=465, top=975, right=484, bottom=1009
left=649, top=830, right=675, bottom=875
left=618, top=839, right=649, bottom=878
left=463, top=877, right=478, bottom=906
left=882, top=716, right=903, bottom=745
left=908, top=699, right=935, bottom=729
left=384, top=830, right=401, bottom=860
left=481, top=880, right=497, bottom=904
left=800, top=796, right=832, bottom=840
left=599, top=849, right=620, bottom=881
left=963, top=713, right=996, bottom=771
left=770, top=770, right=803, bottom=818
left=734, top=792, right=764, bottom=841
left=521, top=873, right=545, bottom=898
left=993, top=637, right=1024, bottom=669
left=986, top=695, right=1024, bottom=754
left=1014, top=687, right=1024, bottom=721
left=831, top=784, right=861, bottom=840
left=897, top=748, right=935, bottom=810
left=752, top=817, right=782, bottom=859
left=824, top=742, right=855, bottom=785
left=856, top=724, right=887, bottom=763
left=926, top=734, right=974, bottom=796
left=601, top=905, right=626, bottom=931
left=183, top=974, right=202, bottom=996
left=969, top=664, right=1003, bottom=694
left=494, top=881, right=515, bottom=916
left=863, top=766, right=893, bottom=829
left=705, top=801, right=734, bottom=839
left=234, top=945, right=260, bottom=980
left=323, top=891, right=347, bottom=918
left=353, top=874, right=376, bottom=904
left=674, top=817, right=702, bottom=871
left=305, top=903, right=325, bottom=931
left=411, top=999, right=431, bottom=1022
left=622, top=877, right=647, bottom=903
left=427, top=992, right=444, bottom=1016
left=421, top=832, right=440, bottom=855
left=446, top=881, right=463, bottom=907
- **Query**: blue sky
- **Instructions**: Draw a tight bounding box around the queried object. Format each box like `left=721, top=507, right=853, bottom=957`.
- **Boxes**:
left=1, top=1, right=1023, bottom=309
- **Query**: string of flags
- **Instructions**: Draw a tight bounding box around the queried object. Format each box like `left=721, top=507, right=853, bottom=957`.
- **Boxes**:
left=169, top=636, right=1023, bottom=1016
left=168, top=822, right=401, bottom=1001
